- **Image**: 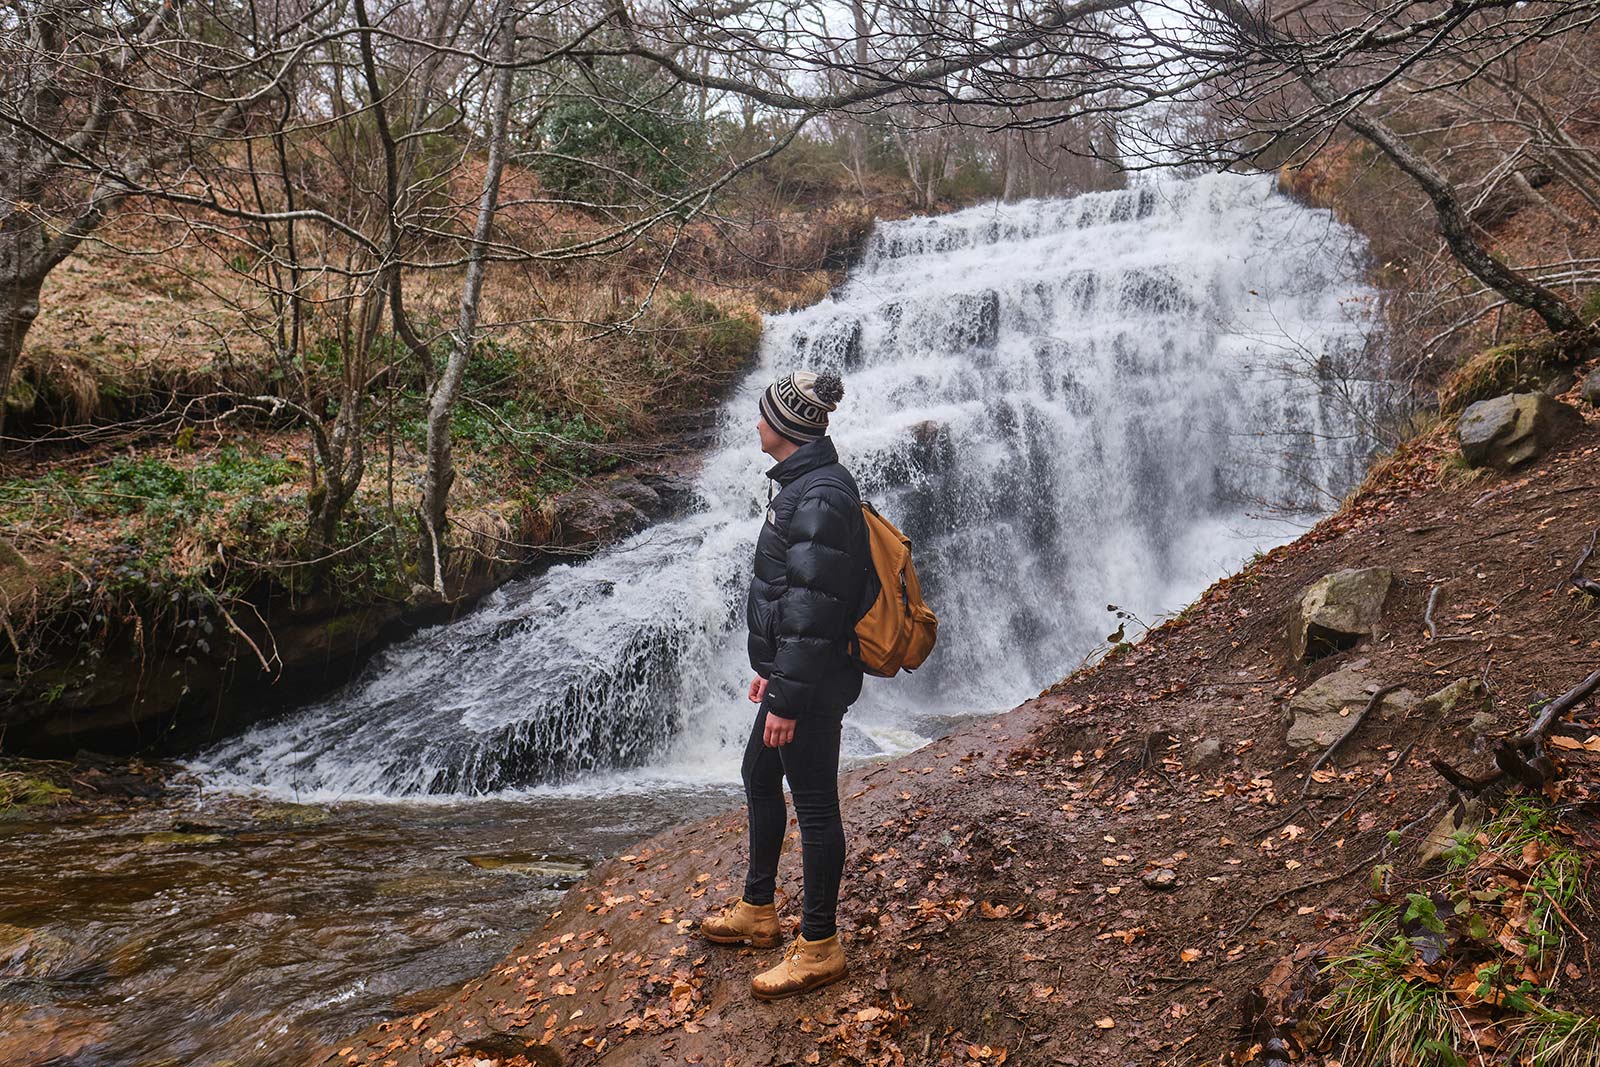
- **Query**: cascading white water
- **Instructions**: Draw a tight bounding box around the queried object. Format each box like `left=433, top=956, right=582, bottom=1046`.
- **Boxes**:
left=193, top=172, right=1380, bottom=800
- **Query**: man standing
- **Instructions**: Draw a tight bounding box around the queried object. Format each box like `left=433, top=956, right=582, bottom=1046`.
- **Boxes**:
left=699, top=368, right=876, bottom=1000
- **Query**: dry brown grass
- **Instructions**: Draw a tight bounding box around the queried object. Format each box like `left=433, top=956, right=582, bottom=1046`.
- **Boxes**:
left=1436, top=335, right=1571, bottom=414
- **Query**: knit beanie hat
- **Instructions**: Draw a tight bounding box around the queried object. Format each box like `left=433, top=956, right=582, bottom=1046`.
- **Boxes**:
left=759, top=370, right=844, bottom=445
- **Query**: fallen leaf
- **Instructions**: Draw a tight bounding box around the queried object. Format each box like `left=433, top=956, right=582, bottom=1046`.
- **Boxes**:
left=1094, top=1017, right=1115, bottom=1029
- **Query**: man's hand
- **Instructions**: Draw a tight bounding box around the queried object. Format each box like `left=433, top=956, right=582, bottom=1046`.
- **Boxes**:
left=748, top=676, right=769, bottom=704
left=763, top=712, right=797, bottom=748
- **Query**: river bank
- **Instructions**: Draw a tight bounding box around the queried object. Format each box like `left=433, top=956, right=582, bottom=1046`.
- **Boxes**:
left=304, top=391, right=1600, bottom=1066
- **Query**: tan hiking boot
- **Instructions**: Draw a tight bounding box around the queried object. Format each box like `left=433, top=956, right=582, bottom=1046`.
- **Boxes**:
left=750, top=933, right=847, bottom=1000
left=700, top=899, right=781, bottom=948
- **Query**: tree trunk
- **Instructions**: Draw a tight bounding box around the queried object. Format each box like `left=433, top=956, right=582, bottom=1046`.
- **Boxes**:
left=1336, top=103, right=1586, bottom=337
left=418, top=16, right=518, bottom=593
left=0, top=274, right=44, bottom=449
left=307, top=276, right=383, bottom=554
left=846, top=0, right=872, bottom=198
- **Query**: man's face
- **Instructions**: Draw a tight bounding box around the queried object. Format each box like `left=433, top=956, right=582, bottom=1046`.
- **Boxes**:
left=756, top=416, right=788, bottom=458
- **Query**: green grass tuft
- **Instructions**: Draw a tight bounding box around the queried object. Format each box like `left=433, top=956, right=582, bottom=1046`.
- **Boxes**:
left=1508, top=1009, right=1600, bottom=1067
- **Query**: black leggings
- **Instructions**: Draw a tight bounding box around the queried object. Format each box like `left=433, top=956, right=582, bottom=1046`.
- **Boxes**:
left=740, top=706, right=846, bottom=940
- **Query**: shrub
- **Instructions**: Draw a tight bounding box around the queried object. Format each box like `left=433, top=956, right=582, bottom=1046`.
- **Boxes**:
left=533, top=62, right=710, bottom=207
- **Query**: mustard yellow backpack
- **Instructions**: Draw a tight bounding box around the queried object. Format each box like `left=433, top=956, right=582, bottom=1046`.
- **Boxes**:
left=853, top=502, right=938, bottom=677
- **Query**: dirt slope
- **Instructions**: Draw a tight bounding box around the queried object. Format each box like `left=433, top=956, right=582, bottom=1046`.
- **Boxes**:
left=309, top=405, right=1600, bottom=1067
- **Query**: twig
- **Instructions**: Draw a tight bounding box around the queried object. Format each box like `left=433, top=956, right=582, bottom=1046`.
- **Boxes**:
left=1424, top=582, right=1445, bottom=640
left=1537, top=886, right=1591, bottom=945
left=1570, top=528, right=1600, bottom=598
left=212, top=596, right=280, bottom=676
left=1226, top=851, right=1382, bottom=939
left=226, top=524, right=393, bottom=569
left=1308, top=736, right=1424, bottom=844
left=1300, top=685, right=1402, bottom=799
left=1262, top=801, right=1308, bottom=836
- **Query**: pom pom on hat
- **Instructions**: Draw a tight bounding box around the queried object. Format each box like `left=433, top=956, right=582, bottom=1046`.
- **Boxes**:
left=812, top=370, right=844, bottom=406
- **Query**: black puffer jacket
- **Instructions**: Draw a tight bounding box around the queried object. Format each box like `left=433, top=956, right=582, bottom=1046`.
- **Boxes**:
left=747, top=436, right=877, bottom=720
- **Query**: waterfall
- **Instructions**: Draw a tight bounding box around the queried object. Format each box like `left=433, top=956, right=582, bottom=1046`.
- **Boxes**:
left=192, top=173, right=1380, bottom=800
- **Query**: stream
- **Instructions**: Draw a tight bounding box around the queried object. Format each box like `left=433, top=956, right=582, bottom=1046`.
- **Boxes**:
left=0, top=173, right=1383, bottom=1066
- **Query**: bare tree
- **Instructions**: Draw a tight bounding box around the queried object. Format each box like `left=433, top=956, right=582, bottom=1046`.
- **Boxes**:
left=14, top=0, right=1596, bottom=587
left=1, top=2, right=227, bottom=445
left=1184, top=0, right=1599, bottom=342
left=419, top=11, right=519, bottom=592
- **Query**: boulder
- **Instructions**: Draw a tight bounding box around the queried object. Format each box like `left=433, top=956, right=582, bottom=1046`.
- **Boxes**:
left=1541, top=372, right=1577, bottom=398
left=1286, top=668, right=1416, bottom=750
left=465, top=853, right=590, bottom=886
left=1582, top=368, right=1600, bottom=408
left=1457, top=392, right=1585, bottom=471
left=1287, top=567, right=1393, bottom=662
left=548, top=483, right=653, bottom=546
